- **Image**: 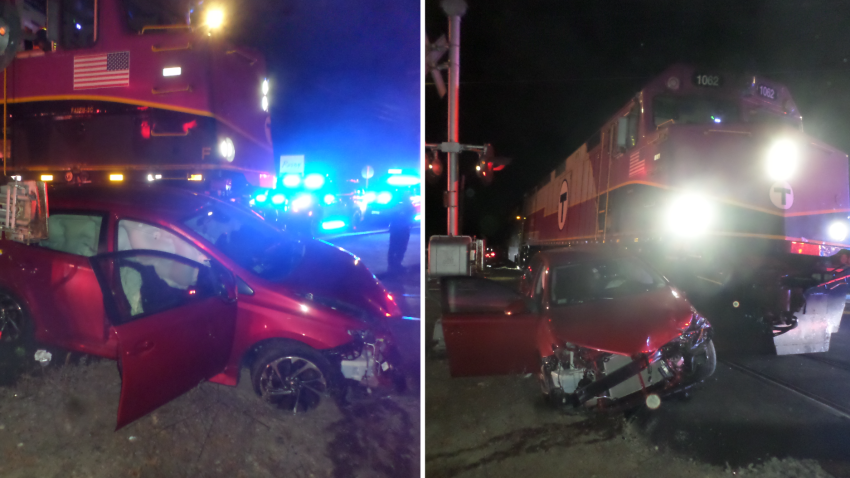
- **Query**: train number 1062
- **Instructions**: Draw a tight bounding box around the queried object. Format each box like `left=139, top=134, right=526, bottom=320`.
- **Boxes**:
left=758, top=85, right=776, bottom=100
left=693, top=74, right=721, bottom=87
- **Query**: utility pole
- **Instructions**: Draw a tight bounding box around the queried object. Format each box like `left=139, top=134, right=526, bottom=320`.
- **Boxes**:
left=442, top=0, right=466, bottom=236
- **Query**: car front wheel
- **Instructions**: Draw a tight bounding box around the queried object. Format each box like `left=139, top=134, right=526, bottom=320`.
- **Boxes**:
left=250, top=343, right=333, bottom=414
left=0, top=290, right=35, bottom=385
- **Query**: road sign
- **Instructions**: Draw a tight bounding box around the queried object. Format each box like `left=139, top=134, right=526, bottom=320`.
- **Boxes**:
left=280, top=155, right=305, bottom=175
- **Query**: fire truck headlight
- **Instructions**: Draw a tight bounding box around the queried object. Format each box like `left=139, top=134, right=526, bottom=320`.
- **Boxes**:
left=377, top=192, right=392, bottom=204
left=829, top=221, right=848, bottom=241
left=271, top=194, right=285, bottom=205
left=256, top=193, right=268, bottom=203
left=363, top=192, right=376, bottom=203
left=665, top=193, right=714, bottom=236
left=767, top=139, right=798, bottom=180
left=218, top=138, right=235, bottom=162
left=324, top=194, right=335, bottom=205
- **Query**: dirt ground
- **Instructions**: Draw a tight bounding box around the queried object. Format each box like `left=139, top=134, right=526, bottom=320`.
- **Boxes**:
left=424, top=276, right=836, bottom=478
left=425, top=357, right=837, bottom=478
left=0, top=356, right=420, bottom=478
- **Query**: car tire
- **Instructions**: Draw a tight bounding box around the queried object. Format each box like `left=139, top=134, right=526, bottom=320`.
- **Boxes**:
left=250, top=342, right=334, bottom=414
left=691, top=338, right=717, bottom=382
left=0, top=289, right=37, bottom=385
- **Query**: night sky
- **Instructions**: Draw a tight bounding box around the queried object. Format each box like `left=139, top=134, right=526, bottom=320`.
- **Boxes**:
left=228, top=0, right=421, bottom=181
left=425, top=0, right=850, bottom=246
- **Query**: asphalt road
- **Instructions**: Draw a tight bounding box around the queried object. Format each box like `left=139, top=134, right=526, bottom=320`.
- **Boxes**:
left=425, top=269, right=850, bottom=477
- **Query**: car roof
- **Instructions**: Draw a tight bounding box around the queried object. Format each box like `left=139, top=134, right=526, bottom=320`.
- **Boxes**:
left=49, top=185, right=216, bottom=222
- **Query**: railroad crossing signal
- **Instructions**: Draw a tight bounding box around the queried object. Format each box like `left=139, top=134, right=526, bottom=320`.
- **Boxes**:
left=426, top=35, right=448, bottom=98
left=0, top=2, right=19, bottom=73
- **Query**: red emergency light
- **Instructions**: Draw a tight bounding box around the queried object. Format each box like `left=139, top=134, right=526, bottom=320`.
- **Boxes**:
left=790, top=242, right=820, bottom=256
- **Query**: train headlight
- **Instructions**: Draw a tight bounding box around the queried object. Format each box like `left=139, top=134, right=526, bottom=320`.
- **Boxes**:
left=665, top=193, right=714, bottom=236
left=766, top=139, right=798, bottom=181
left=218, top=137, right=235, bottom=162
left=829, top=221, right=848, bottom=241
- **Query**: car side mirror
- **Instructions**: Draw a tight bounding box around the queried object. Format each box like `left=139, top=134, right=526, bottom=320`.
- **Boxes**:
left=210, top=262, right=237, bottom=302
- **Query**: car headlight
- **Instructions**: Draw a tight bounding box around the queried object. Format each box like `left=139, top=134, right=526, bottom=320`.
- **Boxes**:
left=766, top=139, right=798, bottom=181
left=829, top=221, right=848, bottom=241
left=665, top=193, right=713, bottom=236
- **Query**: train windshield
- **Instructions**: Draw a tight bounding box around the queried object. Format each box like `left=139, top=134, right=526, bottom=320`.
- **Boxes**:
left=653, top=95, right=740, bottom=127
left=550, top=258, right=666, bottom=306
left=122, top=0, right=196, bottom=32
left=743, top=105, right=803, bottom=130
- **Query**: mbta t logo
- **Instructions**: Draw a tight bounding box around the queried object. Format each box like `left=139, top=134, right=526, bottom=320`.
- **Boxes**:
left=769, top=181, right=794, bottom=210
left=558, top=180, right=569, bottom=230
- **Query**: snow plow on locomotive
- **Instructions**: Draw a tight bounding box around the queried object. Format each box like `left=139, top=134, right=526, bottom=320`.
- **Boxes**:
left=519, top=64, right=850, bottom=355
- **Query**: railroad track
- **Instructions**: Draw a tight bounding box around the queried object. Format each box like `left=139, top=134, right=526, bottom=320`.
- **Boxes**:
left=722, top=360, right=850, bottom=420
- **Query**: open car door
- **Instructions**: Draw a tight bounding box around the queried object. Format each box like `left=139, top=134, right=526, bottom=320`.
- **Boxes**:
left=441, top=276, right=540, bottom=377
left=90, top=250, right=237, bottom=430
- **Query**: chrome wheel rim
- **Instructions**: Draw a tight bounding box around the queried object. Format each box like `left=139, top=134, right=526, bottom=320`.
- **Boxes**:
left=0, top=293, right=24, bottom=344
left=258, top=356, right=328, bottom=414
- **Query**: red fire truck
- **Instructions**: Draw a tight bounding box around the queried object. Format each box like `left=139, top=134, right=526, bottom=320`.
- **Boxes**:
left=519, top=64, right=850, bottom=355
left=2, top=0, right=274, bottom=192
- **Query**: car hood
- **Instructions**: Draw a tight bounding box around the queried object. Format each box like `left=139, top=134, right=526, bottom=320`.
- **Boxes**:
left=546, top=286, right=693, bottom=356
left=271, top=239, right=396, bottom=323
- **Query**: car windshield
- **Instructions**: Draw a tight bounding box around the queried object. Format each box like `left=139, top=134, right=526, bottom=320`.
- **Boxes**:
left=653, top=95, right=740, bottom=126
left=550, top=257, right=666, bottom=306
left=182, top=203, right=303, bottom=281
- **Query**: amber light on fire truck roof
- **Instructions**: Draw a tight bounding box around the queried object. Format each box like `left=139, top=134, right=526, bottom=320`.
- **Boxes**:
left=109, top=174, right=124, bottom=182
left=40, top=175, right=53, bottom=181
left=829, top=221, right=849, bottom=241
left=766, top=138, right=798, bottom=181
left=665, top=193, right=714, bottom=236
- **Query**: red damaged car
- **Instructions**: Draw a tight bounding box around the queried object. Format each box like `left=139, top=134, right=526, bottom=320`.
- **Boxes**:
left=0, top=186, right=405, bottom=428
left=440, top=247, right=715, bottom=410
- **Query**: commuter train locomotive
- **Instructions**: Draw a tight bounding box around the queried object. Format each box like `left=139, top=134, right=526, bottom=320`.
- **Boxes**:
left=2, top=0, right=274, bottom=192
left=519, top=64, right=850, bottom=355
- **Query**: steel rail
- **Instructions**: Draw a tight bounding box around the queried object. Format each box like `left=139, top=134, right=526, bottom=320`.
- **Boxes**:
left=722, top=360, right=850, bottom=420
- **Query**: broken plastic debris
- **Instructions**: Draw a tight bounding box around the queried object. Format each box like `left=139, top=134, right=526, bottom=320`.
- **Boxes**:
left=646, top=393, right=661, bottom=410
left=34, top=349, right=52, bottom=366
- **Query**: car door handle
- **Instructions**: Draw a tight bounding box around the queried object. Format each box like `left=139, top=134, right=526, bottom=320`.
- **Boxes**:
left=128, top=340, right=154, bottom=356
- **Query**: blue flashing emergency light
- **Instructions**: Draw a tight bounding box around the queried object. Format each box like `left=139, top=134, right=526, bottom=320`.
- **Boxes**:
left=304, top=173, right=325, bottom=190
left=324, top=194, right=335, bottom=205
left=256, top=193, right=268, bottom=203
left=363, top=192, right=377, bottom=203
left=271, top=194, right=285, bottom=205
left=321, top=220, right=346, bottom=230
left=414, top=214, right=421, bottom=221
left=283, top=174, right=301, bottom=188
left=388, top=168, right=402, bottom=174
left=377, top=192, right=392, bottom=204
left=386, top=175, right=419, bottom=186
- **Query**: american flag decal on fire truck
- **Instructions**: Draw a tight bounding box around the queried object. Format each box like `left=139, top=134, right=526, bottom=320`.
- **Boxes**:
left=628, top=150, right=645, bottom=177
left=73, top=51, right=130, bottom=90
